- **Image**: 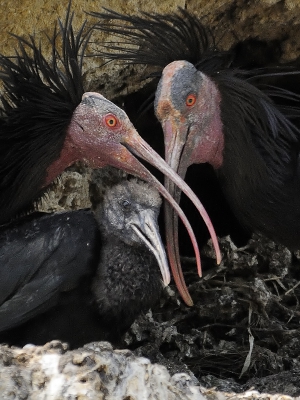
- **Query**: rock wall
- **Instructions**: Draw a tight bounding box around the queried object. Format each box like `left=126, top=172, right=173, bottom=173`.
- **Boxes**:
left=1, top=0, right=300, bottom=95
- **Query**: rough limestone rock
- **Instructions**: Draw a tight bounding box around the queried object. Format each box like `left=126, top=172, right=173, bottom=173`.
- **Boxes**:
left=0, top=341, right=295, bottom=400
left=0, top=341, right=204, bottom=399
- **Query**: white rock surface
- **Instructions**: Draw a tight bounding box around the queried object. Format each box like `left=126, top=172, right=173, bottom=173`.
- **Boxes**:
left=0, top=341, right=206, bottom=399
left=0, top=341, right=297, bottom=399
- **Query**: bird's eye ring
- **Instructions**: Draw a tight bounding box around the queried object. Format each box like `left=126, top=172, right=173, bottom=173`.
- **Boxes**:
left=104, top=114, right=119, bottom=128
left=186, top=94, right=196, bottom=107
left=122, top=200, right=130, bottom=208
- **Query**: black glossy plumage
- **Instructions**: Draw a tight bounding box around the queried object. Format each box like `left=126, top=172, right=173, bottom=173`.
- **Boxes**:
left=216, top=76, right=300, bottom=248
left=0, top=3, right=90, bottom=224
left=92, top=9, right=300, bottom=250
left=0, top=178, right=163, bottom=348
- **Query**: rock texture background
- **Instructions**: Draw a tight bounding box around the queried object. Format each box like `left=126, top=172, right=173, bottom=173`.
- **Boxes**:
left=1, top=0, right=300, bottom=398
left=1, top=0, right=300, bottom=98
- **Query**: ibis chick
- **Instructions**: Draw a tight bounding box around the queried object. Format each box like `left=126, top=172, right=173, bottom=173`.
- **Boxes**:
left=0, top=179, right=167, bottom=348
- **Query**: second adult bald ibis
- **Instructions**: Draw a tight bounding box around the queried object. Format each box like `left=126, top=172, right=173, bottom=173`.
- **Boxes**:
left=92, top=9, right=300, bottom=256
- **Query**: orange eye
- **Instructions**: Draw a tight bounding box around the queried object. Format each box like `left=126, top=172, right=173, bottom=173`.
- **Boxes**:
left=186, top=94, right=196, bottom=107
left=105, top=114, right=118, bottom=128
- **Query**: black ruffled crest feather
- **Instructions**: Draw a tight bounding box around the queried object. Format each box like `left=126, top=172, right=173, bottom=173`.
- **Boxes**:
left=0, top=3, right=92, bottom=224
left=90, top=8, right=233, bottom=74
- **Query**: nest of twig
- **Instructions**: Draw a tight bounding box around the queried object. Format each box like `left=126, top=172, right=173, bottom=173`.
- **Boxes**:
left=121, top=233, right=300, bottom=394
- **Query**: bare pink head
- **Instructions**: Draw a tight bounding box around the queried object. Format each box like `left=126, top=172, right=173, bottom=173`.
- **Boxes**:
left=46, top=91, right=220, bottom=305
left=154, top=61, right=223, bottom=284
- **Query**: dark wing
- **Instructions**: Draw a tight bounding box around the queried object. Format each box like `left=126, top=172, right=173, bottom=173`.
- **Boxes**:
left=0, top=209, right=100, bottom=331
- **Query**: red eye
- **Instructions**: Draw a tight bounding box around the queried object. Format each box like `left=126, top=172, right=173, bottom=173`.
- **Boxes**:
left=105, top=114, right=118, bottom=128
left=186, top=94, right=196, bottom=107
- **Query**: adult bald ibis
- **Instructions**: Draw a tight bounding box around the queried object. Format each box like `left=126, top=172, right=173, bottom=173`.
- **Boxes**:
left=0, top=6, right=221, bottom=305
left=92, top=9, right=300, bottom=258
left=0, top=176, right=167, bottom=348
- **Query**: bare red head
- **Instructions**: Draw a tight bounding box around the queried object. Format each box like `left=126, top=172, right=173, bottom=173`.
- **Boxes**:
left=46, top=91, right=220, bottom=305
left=155, top=61, right=224, bottom=173
left=154, top=61, right=223, bottom=283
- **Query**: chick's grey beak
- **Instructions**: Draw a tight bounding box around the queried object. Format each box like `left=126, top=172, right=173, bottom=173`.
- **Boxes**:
left=131, top=210, right=170, bottom=286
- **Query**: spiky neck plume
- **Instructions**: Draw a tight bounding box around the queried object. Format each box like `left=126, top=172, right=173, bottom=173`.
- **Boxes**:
left=0, top=4, right=91, bottom=224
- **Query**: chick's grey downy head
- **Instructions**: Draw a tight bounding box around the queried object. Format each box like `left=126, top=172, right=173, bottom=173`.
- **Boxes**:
left=95, top=179, right=162, bottom=246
